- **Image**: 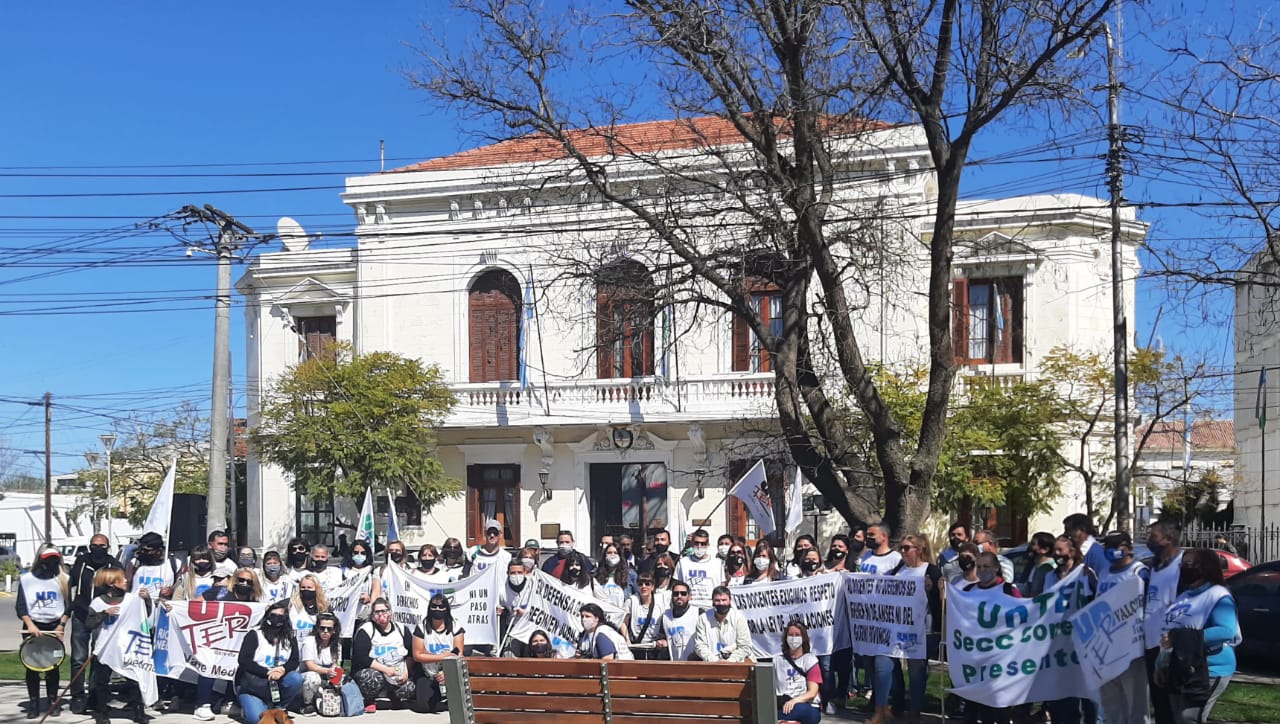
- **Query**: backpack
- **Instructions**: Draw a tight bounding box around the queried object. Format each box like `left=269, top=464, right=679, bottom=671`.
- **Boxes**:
left=1166, top=628, right=1212, bottom=705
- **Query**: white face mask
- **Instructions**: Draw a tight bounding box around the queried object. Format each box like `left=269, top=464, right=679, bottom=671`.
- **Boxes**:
left=605, top=554, right=621, bottom=566
left=521, top=557, right=536, bottom=569
left=786, top=635, right=803, bottom=651
left=351, top=554, right=366, bottom=566
left=753, top=557, right=770, bottom=571
left=558, top=543, right=573, bottom=555
left=693, top=545, right=709, bottom=558
left=717, top=544, right=731, bottom=557
left=508, top=574, right=525, bottom=587
left=581, top=616, right=597, bottom=631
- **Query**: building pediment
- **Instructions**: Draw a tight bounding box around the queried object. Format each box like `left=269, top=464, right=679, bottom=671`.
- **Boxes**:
left=274, top=277, right=350, bottom=306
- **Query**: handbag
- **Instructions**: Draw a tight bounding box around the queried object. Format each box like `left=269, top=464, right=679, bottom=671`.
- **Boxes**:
left=1166, top=627, right=1212, bottom=705
left=317, top=682, right=344, bottom=717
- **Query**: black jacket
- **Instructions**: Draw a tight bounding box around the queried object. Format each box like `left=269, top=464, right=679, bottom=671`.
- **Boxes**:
left=68, top=552, right=123, bottom=619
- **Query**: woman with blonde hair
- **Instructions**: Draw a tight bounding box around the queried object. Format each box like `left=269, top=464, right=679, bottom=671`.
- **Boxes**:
left=17, top=544, right=70, bottom=719
left=290, top=573, right=330, bottom=641
left=173, top=546, right=218, bottom=600
left=882, top=534, right=944, bottom=724
left=85, top=567, right=148, bottom=724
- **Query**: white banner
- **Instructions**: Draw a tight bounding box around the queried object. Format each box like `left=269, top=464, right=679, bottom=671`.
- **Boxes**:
left=141, top=458, right=176, bottom=540
left=384, top=563, right=500, bottom=646
left=838, top=573, right=929, bottom=658
left=1070, top=575, right=1145, bottom=693
left=154, top=600, right=268, bottom=681
left=326, top=568, right=372, bottom=638
left=732, top=573, right=842, bottom=657
left=946, top=568, right=1091, bottom=708
left=507, top=569, right=625, bottom=658
left=93, top=594, right=159, bottom=705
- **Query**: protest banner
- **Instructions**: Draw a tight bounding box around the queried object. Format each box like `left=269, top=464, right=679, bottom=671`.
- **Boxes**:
left=1070, top=575, right=1145, bottom=692
left=385, top=563, right=501, bottom=646
left=837, top=573, right=929, bottom=658
left=153, top=600, right=268, bottom=681
left=506, top=569, right=625, bottom=658
left=93, top=593, right=159, bottom=705
left=326, top=567, right=372, bottom=638
left=946, top=567, right=1091, bottom=708
left=732, top=573, right=842, bottom=657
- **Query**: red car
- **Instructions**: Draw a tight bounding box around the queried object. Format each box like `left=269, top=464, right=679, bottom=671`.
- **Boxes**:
left=1210, top=548, right=1252, bottom=579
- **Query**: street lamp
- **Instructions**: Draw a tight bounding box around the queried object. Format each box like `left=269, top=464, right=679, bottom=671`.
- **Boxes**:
left=99, top=433, right=117, bottom=545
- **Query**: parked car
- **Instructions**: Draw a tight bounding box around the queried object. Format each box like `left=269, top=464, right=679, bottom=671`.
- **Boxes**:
left=1003, top=543, right=1247, bottom=594
left=1226, top=565, right=1279, bottom=661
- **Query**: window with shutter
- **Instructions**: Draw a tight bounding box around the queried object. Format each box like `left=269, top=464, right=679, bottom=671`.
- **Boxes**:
left=595, top=259, right=655, bottom=378
left=466, top=464, right=521, bottom=546
left=468, top=270, right=522, bottom=383
left=731, top=278, right=782, bottom=372
left=296, top=315, right=337, bottom=361
left=952, top=276, right=1023, bottom=365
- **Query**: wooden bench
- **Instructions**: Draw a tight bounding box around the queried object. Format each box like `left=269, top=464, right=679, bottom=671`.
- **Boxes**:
left=442, top=657, right=776, bottom=724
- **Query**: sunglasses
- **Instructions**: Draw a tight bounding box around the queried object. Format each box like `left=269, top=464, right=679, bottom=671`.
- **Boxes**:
left=290, top=546, right=307, bottom=552
left=672, top=591, right=690, bottom=597
left=899, top=545, right=916, bottom=552
left=429, top=607, right=448, bottom=613
left=486, top=530, right=500, bottom=537
left=317, top=627, right=336, bottom=633
left=235, top=578, right=255, bottom=584
left=638, top=581, right=654, bottom=586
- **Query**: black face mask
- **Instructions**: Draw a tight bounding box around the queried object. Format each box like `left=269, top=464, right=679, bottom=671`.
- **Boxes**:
left=728, top=555, right=745, bottom=568
left=138, top=548, right=163, bottom=565
left=106, top=585, right=126, bottom=598
left=266, top=613, right=288, bottom=629
left=568, top=566, right=583, bottom=577
left=655, top=567, right=671, bottom=579
left=419, top=558, right=436, bottom=570
left=300, top=589, right=317, bottom=603
left=429, top=609, right=447, bottom=621
left=193, top=561, right=213, bottom=575
left=89, top=546, right=110, bottom=563
left=849, top=539, right=866, bottom=554
left=1177, top=568, right=1200, bottom=594
left=530, top=642, right=549, bottom=655
left=390, top=551, right=405, bottom=563
left=288, top=551, right=307, bottom=567
left=234, top=582, right=254, bottom=598
left=653, top=544, right=669, bottom=555
left=800, top=560, right=821, bottom=573
left=958, top=557, right=976, bottom=572
left=827, top=550, right=847, bottom=562
left=443, top=549, right=462, bottom=562
left=949, top=538, right=962, bottom=550
left=713, top=604, right=731, bottom=616
left=1054, top=556, right=1071, bottom=569
left=309, top=558, right=328, bottom=572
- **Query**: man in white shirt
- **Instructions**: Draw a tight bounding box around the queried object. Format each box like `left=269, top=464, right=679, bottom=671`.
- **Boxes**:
left=470, top=518, right=513, bottom=575
left=658, top=582, right=702, bottom=661
left=973, top=529, right=1014, bottom=582
left=208, top=530, right=237, bottom=580
left=1143, top=520, right=1184, bottom=724
left=858, top=524, right=902, bottom=574
left=693, top=586, right=753, bottom=662
left=675, top=529, right=722, bottom=609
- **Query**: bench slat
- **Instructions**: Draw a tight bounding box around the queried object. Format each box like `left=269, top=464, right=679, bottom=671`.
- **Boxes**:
left=607, top=661, right=755, bottom=681
left=611, top=715, right=746, bottom=724
left=608, top=679, right=749, bottom=699
left=472, top=693, right=606, bottom=713
left=610, top=696, right=747, bottom=716
left=473, top=712, right=604, bottom=724
left=466, top=658, right=602, bottom=676
left=469, top=677, right=603, bottom=695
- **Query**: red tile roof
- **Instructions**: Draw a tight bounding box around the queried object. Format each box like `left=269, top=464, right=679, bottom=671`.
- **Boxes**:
left=1138, top=419, right=1235, bottom=453
left=393, top=115, right=890, bottom=173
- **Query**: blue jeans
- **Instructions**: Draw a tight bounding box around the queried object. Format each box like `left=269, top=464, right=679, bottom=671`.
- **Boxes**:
left=889, top=658, right=928, bottom=713
left=70, top=618, right=92, bottom=699
left=238, top=671, right=302, bottom=723
left=872, top=655, right=894, bottom=707
left=777, top=700, right=822, bottom=724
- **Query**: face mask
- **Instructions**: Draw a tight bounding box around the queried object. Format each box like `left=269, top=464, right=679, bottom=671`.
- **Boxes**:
left=558, top=543, right=573, bottom=556
left=1177, top=567, right=1199, bottom=594
left=1146, top=539, right=1165, bottom=556
left=107, top=585, right=126, bottom=598
left=1054, top=556, right=1071, bottom=569
left=849, top=539, right=866, bottom=554
left=867, top=536, right=881, bottom=549
left=429, top=608, right=447, bottom=621
left=443, top=548, right=462, bottom=562
left=949, top=538, right=962, bottom=550
left=713, top=604, right=731, bottom=616
left=800, top=560, right=820, bottom=573
left=238, top=556, right=256, bottom=568
left=958, top=557, right=976, bottom=572
left=90, top=546, right=110, bottom=562
left=828, top=550, right=846, bottom=561
left=138, top=548, right=163, bottom=565
left=581, top=616, right=597, bottom=631
left=531, top=642, right=549, bottom=655
left=193, top=561, right=213, bottom=575
left=390, top=551, right=405, bottom=563
left=264, top=563, right=282, bottom=577
left=978, top=570, right=997, bottom=585
left=309, top=558, right=327, bottom=572
left=605, top=554, right=621, bottom=566
left=266, top=613, right=287, bottom=628
left=288, top=552, right=307, bottom=567
left=717, top=544, right=731, bottom=557
left=728, top=555, right=745, bottom=567
left=521, top=557, right=536, bottom=569
left=653, top=543, right=669, bottom=555
left=419, top=558, right=436, bottom=570
left=1104, top=548, right=1125, bottom=562
left=568, top=566, right=583, bottom=577
left=300, top=589, right=317, bottom=603
left=753, top=557, right=770, bottom=571
left=235, top=582, right=254, bottom=596
left=351, top=554, right=367, bottom=566
left=792, top=549, right=810, bottom=564
left=786, top=635, right=803, bottom=651
left=508, top=574, right=526, bottom=587
left=211, top=547, right=229, bottom=561
left=655, top=566, right=671, bottom=578
left=692, top=545, right=709, bottom=558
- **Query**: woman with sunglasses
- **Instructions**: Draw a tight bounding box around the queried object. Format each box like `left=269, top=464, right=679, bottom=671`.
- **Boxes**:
left=626, top=574, right=664, bottom=660
left=300, top=613, right=363, bottom=716
left=343, top=540, right=376, bottom=621
left=883, top=535, right=943, bottom=724
left=191, top=568, right=262, bottom=721
left=352, top=598, right=415, bottom=712
left=411, top=593, right=464, bottom=713
left=236, top=600, right=303, bottom=724
left=285, top=539, right=311, bottom=582
left=439, top=538, right=469, bottom=582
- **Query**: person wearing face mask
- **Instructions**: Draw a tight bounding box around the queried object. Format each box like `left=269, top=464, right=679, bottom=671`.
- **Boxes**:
left=411, top=544, right=452, bottom=585
left=173, top=546, right=218, bottom=600
left=948, top=543, right=981, bottom=588
left=523, top=630, right=556, bottom=659
left=284, top=538, right=312, bottom=582
left=956, top=552, right=1021, bottom=724
left=775, top=621, right=823, bottom=724
left=576, top=602, right=633, bottom=660
left=716, top=534, right=734, bottom=562
left=883, top=535, right=943, bottom=724
left=1040, top=536, right=1097, bottom=724
left=207, top=530, right=236, bottom=580
left=618, top=534, right=636, bottom=567
left=352, top=599, right=415, bottom=712
left=236, top=600, right=303, bottom=724
left=371, top=541, right=410, bottom=602
left=1095, top=531, right=1151, bottom=724
left=260, top=550, right=296, bottom=602
left=938, top=522, right=970, bottom=571
left=638, top=529, right=672, bottom=575
left=594, top=543, right=635, bottom=607
left=1021, top=531, right=1059, bottom=597
left=343, top=540, right=376, bottom=621
left=541, top=530, right=594, bottom=578
left=786, top=535, right=818, bottom=578
left=17, top=546, right=70, bottom=720
left=290, top=574, right=330, bottom=641
left=747, top=541, right=786, bottom=584
left=409, top=596, right=465, bottom=716
left=192, top=568, right=262, bottom=721
left=657, top=581, right=701, bottom=661
left=67, top=534, right=121, bottom=714
left=235, top=547, right=258, bottom=572
left=693, top=586, right=752, bottom=663
left=497, top=561, right=532, bottom=656
left=412, top=594, right=465, bottom=713
left=307, top=543, right=347, bottom=591
left=824, top=535, right=853, bottom=573
left=560, top=551, right=596, bottom=594
left=675, top=529, right=721, bottom=609
left=468, top=519, right=513, bottom=575
left=125, top=531, right=179, bottom=600
left=795, top=549, right=825, bottom=578
left=1155, top=549, right=1241, bottom=724
left=439, top=537, right=471, bottom=582
left=84, top=568, right=150, bottom=724
left=1063, top=513, right=1109, bottom=578
left=1144, top=520, right=1185, bottom=724
left=650, top=552, right=678, bottom=595
left=859, top=524, right=902, bottom=574
left=723, top=544, right=751, bottom=585
left=518, top=545, right=540, bottom=574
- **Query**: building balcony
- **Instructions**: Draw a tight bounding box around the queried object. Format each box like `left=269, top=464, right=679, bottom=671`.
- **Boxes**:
left=446, top=373, right=779, bottom=428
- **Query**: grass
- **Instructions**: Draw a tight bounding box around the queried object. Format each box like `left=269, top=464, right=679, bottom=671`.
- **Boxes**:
left=0, top=651, right=72, bottom=681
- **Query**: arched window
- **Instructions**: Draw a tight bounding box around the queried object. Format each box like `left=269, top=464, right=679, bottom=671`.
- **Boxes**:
left=731, top=277, right=782, bottom=372
left=596, top=259, right=655, bottom=378
left=468, top=269, right=522, bottom=383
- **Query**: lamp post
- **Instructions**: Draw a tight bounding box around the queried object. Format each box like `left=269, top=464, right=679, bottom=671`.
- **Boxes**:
left=83, top=451, right=100, bottom=531
left=99, top=433, right=117, bottom=545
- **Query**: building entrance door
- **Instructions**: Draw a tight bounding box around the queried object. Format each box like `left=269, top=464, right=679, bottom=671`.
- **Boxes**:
left=589, top=463, right=669, bottom=549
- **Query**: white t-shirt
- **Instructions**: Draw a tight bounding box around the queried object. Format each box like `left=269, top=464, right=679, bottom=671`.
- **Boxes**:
left=675, top=555, right=722, bottom=609
left=595, top=577, right=628, bottom=608
left=661, top=606, right=702, bottom=661
left=291, top=607, right=318, bottom=640
left=413, top=623, right=463, bottom=676
left=1144, top=552, right=1184, bottom=649
left=627, top=595, right=662, bottom=646
left=260, top=574, right=296, bottom=603
left=299, top=636, right=339, bottom=668
left=858, top=550, right=903, bottom=574
left=775, top=651, right=821, bottom=702
left=470, top=547, right=512, bottom=576
left=20, top=573, right=65, bottom=624
left=130, top=562, right=175, bottom=598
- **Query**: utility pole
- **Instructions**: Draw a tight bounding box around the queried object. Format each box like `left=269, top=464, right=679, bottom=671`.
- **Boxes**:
left=1102, top=14, right=1132, bottom=535
left=178, top=204, right=258, bottom=534
left=43, top=392, right=52, bottom=544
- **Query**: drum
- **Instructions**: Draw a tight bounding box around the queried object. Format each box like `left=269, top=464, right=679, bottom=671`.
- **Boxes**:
left=19, top=634, right=65, bottom=672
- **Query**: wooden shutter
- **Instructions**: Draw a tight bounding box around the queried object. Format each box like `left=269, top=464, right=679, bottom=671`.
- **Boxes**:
left=597, top=288, right=615, bottom=378
left=469, top=271, right=521, bottom=382
left=951, top=278, right=969, bottom=363
left=732, top=313, right=750, bottom=371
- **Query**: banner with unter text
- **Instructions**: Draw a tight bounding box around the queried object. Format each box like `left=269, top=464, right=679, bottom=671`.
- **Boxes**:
left=946, top=568, right=1091, bottom=708
left=153, top=600, right=268, bottom=682
left=1070, top=574, right=1145, bottom=693
left=837, top=572, right=929, bottom=658
left=93, top=593, right=159, bottom=705
left=506, top=569, right=625, bottom=658
left=326, top=568, right=372, bottom=639
left=732, top=573, right=841, bottom=657
left=384, top=564, right=500, bottom=646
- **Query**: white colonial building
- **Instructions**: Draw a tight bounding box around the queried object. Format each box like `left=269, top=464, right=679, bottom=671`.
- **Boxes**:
left=238, top=117, right=1144, bottom=552
left=1234, top=251, right=1280, bottom=533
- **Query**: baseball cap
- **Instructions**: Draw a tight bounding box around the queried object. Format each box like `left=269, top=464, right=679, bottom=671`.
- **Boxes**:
left=484, top=518, right=502, bottom=534
left=1102, top=530, right=1132, bottom=548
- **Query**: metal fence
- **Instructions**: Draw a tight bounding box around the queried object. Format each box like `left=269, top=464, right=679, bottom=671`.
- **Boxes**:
left=1182, top=523, right=1280, bottom=565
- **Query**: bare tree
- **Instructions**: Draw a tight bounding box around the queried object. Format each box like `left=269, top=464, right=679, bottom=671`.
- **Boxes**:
left=413, top=0, right=1114, bottom=534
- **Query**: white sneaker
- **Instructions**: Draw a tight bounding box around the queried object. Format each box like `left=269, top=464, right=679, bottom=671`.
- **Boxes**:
left=194, top=704, right=216, bottom=721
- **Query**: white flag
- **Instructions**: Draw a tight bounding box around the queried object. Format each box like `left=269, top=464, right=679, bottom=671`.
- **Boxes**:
left=142, top=457, right=177, bottom=540
left=785, top=466, right=804, bottom=533
left=357, top=488, right=375, bottom=543
left=728, top=460, right=775, bottom=535
left=325, top=568, right=372, bottom=638
left=385, top=564, right=501, bottom=646
left=93, top=593, right=159, bottom=705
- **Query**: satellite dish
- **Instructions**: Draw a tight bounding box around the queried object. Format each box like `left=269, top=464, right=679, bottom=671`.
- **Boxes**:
left=277, top=216, right=312, bottom=252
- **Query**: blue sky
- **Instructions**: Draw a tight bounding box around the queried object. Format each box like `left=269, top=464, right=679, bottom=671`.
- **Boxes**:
left=0, top=2, right=1248, bottom=478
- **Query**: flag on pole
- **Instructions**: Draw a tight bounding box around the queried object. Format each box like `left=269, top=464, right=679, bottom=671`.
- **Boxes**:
left=1258, top=367, right=1268, bottom=432
left=385, top=488, right=400, bottom=544
left=357, top=488, right=375, bottom=543
left=142, top=457, right=177, bottom=540
left=785, top=466, right=805, bottom=533
left=729, top=459, right=776, bottom=536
